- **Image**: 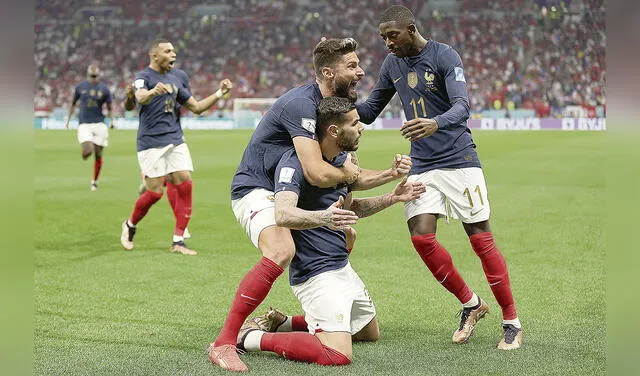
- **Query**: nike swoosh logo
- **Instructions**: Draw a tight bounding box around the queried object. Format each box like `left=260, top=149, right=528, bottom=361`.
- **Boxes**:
left=489, top=281, right=501, bottom=286
left=393, top=77, right=401, bottom=83
left=470, top=207, right=485, bottom=216
left=240, top=294, right=258, bottom=301
left=438, top=272, right=449, bottom=284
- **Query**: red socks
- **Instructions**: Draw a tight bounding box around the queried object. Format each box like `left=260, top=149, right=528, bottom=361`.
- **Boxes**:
left=214, top=257, right=284, bottom=346
left=260, top=332, right=351, bottom=366
left=411, top=234, right=473, bottom=304
left=470, top=232, right=517, bottom=320
left=129, top=190, right=162, bottom=225
left=166, top=182, right=178, bottom=218
left=171, top=180, right=192, bottom=237
left=93, top=157, right=102, bottom=181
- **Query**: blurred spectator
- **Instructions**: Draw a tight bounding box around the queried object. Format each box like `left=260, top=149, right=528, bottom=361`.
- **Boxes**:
left=35, top=0, right=605, bottom=118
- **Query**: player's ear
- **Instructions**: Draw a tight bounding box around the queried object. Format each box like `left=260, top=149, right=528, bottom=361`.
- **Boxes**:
left=321, top=66, right=334, bottom=80
left=328, top=124, right=339, bottom=138
left=408, top=24, right=417, bottom=35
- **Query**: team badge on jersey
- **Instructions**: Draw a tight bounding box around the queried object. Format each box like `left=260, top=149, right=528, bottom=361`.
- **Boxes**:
left=407, top=72, right=418, bottom=88
left=424, top=71, right=437, bottom=92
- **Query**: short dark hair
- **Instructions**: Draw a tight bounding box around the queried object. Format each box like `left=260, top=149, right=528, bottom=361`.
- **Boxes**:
left=312, top=38, right=358, bottom=78
left=149, top=38, right=172, bottom=53
left=316, top=97, right=356, bottom=140
left=380, top=5, right=415, bottom=25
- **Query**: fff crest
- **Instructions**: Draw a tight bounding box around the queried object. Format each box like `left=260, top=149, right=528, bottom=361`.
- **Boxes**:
left=425, top=72, right=435, bottom=84
left=407, top=72, right=418, bottom=88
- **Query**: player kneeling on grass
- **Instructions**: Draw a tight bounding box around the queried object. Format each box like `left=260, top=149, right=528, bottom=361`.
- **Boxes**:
left=232, top=97, right=425, bottom=367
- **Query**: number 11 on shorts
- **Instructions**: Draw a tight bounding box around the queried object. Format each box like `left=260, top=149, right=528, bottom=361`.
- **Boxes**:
left=463, top=185, right=484, bottom=207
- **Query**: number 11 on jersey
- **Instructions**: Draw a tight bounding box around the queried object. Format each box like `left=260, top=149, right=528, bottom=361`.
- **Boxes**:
left=410, top=97, right=427, bottom=118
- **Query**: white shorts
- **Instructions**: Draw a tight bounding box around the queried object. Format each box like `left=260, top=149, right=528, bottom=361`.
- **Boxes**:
left=404, top=167, right=491, bottom=223
left=291, top=262, right=376, bottom=335
left=231, top=188, right=277, bottom=248
left=137, top=143, right=194, bottom=178
left=77, top=122, right=109, bottom=147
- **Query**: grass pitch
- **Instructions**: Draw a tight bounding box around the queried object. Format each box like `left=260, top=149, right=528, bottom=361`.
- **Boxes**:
left=35, top=129, right=605, bottom=375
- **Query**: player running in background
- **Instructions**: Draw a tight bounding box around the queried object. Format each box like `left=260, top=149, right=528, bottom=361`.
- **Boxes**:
left=65, top=64, right=114, bottom=191
left=120, top=38, right=232, bottom=255
left=233, top=97, right=425, bottom=369
left=356, top=5, right=522, bottom=350
left=207, top=38, right=412, bottom=372
left=125, top=83, right=191, bottom=240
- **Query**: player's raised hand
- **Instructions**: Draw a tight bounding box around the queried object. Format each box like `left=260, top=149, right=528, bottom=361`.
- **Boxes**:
left=401, top=118, right=439, bottom=141
left=323, top=196, right=359, bottom=230
left=151, top=82, right=170, bottom=96
left=390, top=153, right=412, bottom=177
left=391, top=178, right=426, bottom=202
left=343, top=154, right=361, bottom=185
left=219, top=79, right=233, bottom=94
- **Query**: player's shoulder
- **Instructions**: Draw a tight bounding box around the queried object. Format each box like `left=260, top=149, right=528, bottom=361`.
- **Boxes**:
left=171, top=68, right=188, bottom=79
left=279, top=83, right=321, bottom=111
left=76, top=80, right=88, bottom=89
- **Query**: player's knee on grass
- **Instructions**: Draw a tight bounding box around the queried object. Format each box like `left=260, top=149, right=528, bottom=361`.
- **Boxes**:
left=316, top=331, right=353, bottom=362
left=352, top=317, right=380, bottom=342
left=258, top=226, right=295, bottom=268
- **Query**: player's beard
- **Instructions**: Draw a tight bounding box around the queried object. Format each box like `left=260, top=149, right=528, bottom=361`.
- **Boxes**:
left=337, top=133, right=360, bottom=152
left=334, top=78, right=357, bottom=103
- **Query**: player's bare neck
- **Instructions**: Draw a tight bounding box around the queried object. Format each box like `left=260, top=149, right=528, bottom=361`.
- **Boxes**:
left=319, top=139, right=340, bottom=161
left=409, top=35, right=428, bottom=56
left=317, top=79, right=333, bottom=98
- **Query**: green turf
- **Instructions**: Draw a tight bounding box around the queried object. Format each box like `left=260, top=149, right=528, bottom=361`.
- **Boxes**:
left=35, top=129, right=605, bottom=375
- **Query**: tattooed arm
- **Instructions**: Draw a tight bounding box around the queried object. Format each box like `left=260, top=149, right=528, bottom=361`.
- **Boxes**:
left=350, top=178, right=427, bottom=218
left=350, top=153, right=413, bottom=191
left=274, top=191, right=358, bottom=230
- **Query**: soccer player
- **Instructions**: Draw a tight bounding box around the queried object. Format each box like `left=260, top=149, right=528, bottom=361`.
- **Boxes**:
left=125, top=84, right=193, bottom=240
left=65, top=64, right=114, bottom=191
left=119, top=38, right=232, bottom=255
left=356, top=5, right=523, bottom=350
left=207, top=38, right=412, bottom=371
left=231, top=97, right=425, bottom=369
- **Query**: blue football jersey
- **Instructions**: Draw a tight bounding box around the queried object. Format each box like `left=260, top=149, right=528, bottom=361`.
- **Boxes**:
left=231, top=83, right=322, bottom=200
left=357, top=40, right=481, bottom=174
left=274, top=148, right=350, bottom=286
left=72, top=81, right=112, bottom=124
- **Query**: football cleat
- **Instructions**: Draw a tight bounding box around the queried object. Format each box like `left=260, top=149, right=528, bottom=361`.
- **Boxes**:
left=120, top=221, right=135, bottom=251
left=170, top=241, right=197, bottom=256
left=251, top=307, right=287, bottom=333
left=497, top=324, right=523, bottom=350
left=237, top=317, right=263, bottom=351
left=207, top=343, right=248, bottom=372
left=90, top=182, right=98, bottom=191
left=452, top=298, right=489, bottom=343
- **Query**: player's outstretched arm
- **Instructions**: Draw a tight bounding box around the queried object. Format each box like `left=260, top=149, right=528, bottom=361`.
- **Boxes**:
left=293, top=137, right=360, bottom=188
left=275, top=191, right=358, bottom=230
left=182, top=79, right=232, bottom=115
left=350, top=178, right=425, bottom=218
left=350, top=153, right=412, bottom=191
left=106, top=102, right=115, bottom=129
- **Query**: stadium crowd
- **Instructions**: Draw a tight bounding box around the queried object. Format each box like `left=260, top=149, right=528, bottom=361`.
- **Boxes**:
left=35, top=0, right=605, bottom=118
